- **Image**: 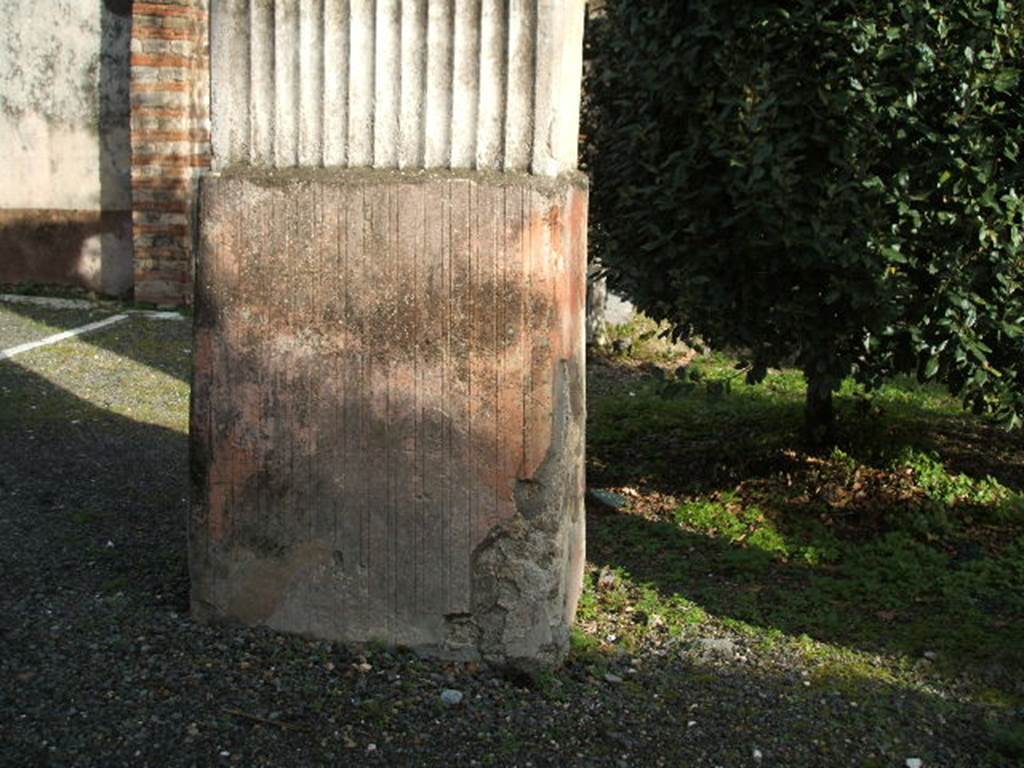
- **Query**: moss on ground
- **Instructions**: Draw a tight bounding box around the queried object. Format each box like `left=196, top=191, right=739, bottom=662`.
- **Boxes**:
left=585, top=316, right=1024, bottom=762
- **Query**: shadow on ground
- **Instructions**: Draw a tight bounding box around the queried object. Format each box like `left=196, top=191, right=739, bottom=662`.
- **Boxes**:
left=584, top=503, right=1024, bottom=679
left=0, top=331, right=1020, bottom=765
left=586, top=355, right=1024, bottom=501
left=0, top=364, right=1008, bottom=765
left=0, top=362, right=189, bottom=606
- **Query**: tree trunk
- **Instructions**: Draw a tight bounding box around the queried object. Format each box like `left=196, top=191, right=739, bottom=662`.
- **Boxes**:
left=804, top=376, right=836, bottom=449
left=586, top=259, right=609, bottom=347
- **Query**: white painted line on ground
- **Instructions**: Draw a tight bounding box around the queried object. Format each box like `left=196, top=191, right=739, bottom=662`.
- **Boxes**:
left=134, top=311, right=186, bottom=321
left=0, top=314, right=130, bottom=362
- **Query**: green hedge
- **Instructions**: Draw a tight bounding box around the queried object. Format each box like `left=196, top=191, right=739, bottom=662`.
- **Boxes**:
left=585, top=0, right=1024, bottom=433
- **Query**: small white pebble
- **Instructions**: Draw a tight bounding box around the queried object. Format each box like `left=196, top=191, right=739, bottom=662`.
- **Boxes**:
left=906, top=759, right=923, bottom=768
left=440, top=689, right=464, bottom=706
left=687, top=721, right=697, bottom=728
left=367, top=743, right=377, bottom=753
left=753, top=748, right=763, bottom=761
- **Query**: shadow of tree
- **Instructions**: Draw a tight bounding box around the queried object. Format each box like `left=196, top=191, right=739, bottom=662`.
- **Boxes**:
left=585, top=502, right=1024, bottom=686
left=587, top=363, right=1024, bottom=501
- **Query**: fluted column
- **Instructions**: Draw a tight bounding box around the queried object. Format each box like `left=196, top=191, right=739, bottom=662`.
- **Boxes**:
left=209, top=0, right=583, bottom=174
left=192, top=0, right=588, bottom=666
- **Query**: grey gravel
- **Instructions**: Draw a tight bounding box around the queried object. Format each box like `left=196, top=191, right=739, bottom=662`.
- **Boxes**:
left=0, top=302, right=1009, bottom=767
left=440, top=689, right=464, bottom=706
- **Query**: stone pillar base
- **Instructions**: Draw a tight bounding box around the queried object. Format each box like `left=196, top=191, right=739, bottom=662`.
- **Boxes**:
left=190, top=168, right=587, bottom=666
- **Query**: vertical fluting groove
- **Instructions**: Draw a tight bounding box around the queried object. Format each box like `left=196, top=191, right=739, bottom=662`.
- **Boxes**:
left=254, top=192, right=264, bottom=540
left=424, top=0, right=454, bottom=168
left=413, top=187, right=423, bottom=607
left=468, top=180, right=477, bottom=559
left=522, top=187, right=531, bottom=475
left=490, top=188, right=499, bottom=536
left=275, top=0, right=300, bottom=166
left=211, top=0, right=251, bottom=167
left=553, top=0, right=586, bottom=174
left=374, top=0, right=401, bottom=168
left=333, top=196, right=342, bottom=554
left=450, top=0, right=480, bottom=168
left=398, top=0, right=428, bottom=169
left=348, top=0, right=375, bottom=166
left=504, top=0, right=536, bottom=171
left=387, top=186, right=397, bottom=630
left=531, top=0, right=553, bottom=175
left=444, top=180, right=453, bottom=611
left=518, top=187, right=527, bottom=473
left=299, top=0, right=326, bottom=165
left=213, top=0, right=583, bottom=172
left=250, top=0, right=276, bottom=164
left=356, top=186, right=368, bottom=571
left=341, top=194, right=352, bottom=580
left=490, top=187, right=499, bottom=530
left=417, top=186, right=426, bottom=611
left=323, top=0, right=350, bottom=165
left=309, top=185, right=320, bottom=541
left=476, top=0, right=507, bottom=170
left=531, top=0, right=585, bottom=175
left=320, top=3, right=329, bottom=165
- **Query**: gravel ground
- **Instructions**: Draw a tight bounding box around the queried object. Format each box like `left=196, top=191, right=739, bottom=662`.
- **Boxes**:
left=0, top=303, right=1007, bottom=767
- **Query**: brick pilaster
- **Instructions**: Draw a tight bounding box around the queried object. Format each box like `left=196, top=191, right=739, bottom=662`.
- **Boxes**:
left=130, top=0, right=210, bottom=305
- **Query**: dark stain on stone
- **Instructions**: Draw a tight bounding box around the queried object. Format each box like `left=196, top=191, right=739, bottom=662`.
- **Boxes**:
left=190, top=170, right=587, bottom=664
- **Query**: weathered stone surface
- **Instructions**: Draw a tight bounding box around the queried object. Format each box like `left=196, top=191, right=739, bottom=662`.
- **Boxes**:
left=190, top=168, right=587, bottom=666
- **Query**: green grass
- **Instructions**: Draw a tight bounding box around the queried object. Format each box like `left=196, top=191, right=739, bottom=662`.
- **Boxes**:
left=0, top=308, right=190, bottom=433
left=989, top=721, right=1024, bottom=761
left=585, top=320, right=1024, bottom=719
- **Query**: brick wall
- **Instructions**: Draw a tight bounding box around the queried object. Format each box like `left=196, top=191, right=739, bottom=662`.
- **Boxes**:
left=130, top=0, right=209, bottom=305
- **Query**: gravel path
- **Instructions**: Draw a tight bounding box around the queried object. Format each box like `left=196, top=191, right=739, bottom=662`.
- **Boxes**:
left=0, top=305, right=1005, bottom=767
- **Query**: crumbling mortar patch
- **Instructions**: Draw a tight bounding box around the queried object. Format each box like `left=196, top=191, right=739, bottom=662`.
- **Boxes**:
left=467, top=360, right=585, bottom=669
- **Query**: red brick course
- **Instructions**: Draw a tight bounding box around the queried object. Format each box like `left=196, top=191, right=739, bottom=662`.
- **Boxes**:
left=131, top=53, right=194, bottom=68
left=134, top=2, right=207, bottom=18
left=130, top=0, right=210, bottom=305
left=133, top=26, right=200, bottom=40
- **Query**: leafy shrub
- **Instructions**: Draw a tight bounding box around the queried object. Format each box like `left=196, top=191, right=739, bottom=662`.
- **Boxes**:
left=586, top=0, right=1024, bottom=441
